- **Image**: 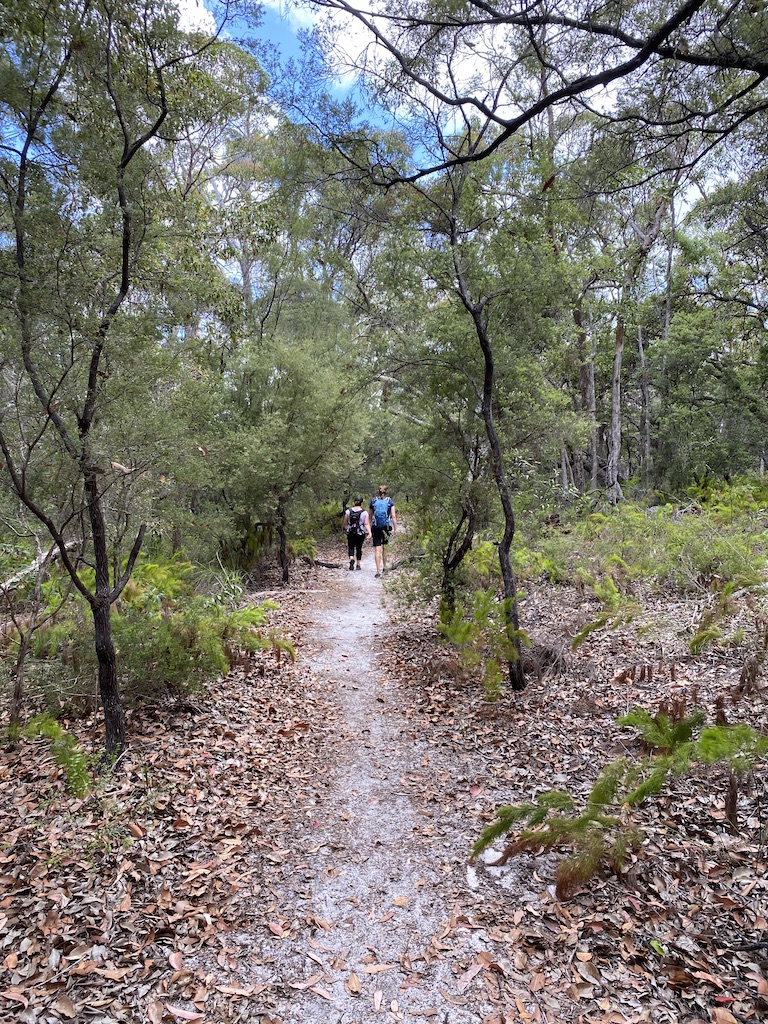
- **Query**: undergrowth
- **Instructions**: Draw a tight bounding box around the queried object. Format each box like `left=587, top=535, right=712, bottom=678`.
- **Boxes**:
left=473, top=701, right=768, bottom=898
left=6, top=555, right=294, bottom=713
left=22, top=715, right=91, bottom=798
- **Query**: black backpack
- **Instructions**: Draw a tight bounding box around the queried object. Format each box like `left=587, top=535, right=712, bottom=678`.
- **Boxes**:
left=347, top=508, right=364, bottom=534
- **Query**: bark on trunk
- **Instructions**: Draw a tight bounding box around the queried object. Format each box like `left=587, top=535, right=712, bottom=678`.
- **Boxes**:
left=605, top=316, right=625, bottom=505
left=92, top=598, right=126, bottom=757
left=86, top=472, right=127, bottom=758
left=449, top=166, right=526, bottom=691
left=574, top=299, right=599, bottom=493
left=441, top=507, right=476, bottom=615
left=276, top=497, right=290, bottom=584
left=638, top=326, right=652, bottom=476
left=468, top=307, right=525, bottom=691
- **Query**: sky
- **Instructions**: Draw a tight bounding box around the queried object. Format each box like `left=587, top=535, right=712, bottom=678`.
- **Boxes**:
left=176, top=0, right=310, bottom=63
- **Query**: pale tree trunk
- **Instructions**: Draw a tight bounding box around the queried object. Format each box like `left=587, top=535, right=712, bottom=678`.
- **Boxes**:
left=7, top=545, right=58, bottom=740
left=638, top=326, right=652, bottom=476
left=574, top=299, right=599, bottom=493
left=605, top=315, right=626, bottom=505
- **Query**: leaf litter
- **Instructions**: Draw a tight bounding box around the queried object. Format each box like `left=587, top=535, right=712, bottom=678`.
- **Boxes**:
left=0, top=549, right=767, bottom=1023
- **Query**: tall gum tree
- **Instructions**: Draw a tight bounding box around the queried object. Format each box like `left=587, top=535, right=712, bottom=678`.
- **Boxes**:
left=0, top=0, right=258, bottom=756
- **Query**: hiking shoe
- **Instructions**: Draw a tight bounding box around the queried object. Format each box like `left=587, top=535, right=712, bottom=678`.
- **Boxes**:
left=375, top=572, right=381, bottom=578
left=355, top=563, right=361, bottom=570
left=349, top=559, right=355, bottom=571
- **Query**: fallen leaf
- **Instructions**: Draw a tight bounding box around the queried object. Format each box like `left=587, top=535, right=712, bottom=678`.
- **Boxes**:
left=456, top=963, right=484, bottom=993
left=165, top=1006, right=205, bottom=1022
left=345, top=972, right=362, bottom=994
left=288, top=974, right=324, bottom=991
left=710, top=1011, right=739, bottom=1024
left=54, top=994, right=78, bottom=1019
left=0, top=989, right=29, bottom=1008
left=309, top=986, right=334, bottom=1000
left=362, top=963, right=395, bottom=974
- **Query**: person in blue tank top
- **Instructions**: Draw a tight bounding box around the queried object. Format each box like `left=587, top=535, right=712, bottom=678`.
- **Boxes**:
left=369, top=484, right=397, bottom=578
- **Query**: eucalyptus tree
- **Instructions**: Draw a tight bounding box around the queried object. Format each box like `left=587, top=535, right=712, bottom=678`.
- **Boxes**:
left=305, top=0, right=768, bottom=183
left=196, top=121, right=382, bottom=574
left=0, top=0, right=260, bottom=756
left=644, top=144, right=768, bottom=487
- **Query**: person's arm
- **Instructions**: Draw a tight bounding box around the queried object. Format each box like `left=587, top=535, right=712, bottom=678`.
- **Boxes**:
left=390, top=502, right=397, bottom=531
left=363, top=510, right=371, bottom=536
left=343, top=510, right=349, bottom=532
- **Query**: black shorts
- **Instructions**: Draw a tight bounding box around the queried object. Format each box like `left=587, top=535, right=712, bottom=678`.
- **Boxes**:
left=371, top=526, right=390, bottom=548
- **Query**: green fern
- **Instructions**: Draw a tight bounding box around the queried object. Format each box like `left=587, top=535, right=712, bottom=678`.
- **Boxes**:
left=24, top=715, right=91, bottom=798
left=474, top=707, right=768, bottom=898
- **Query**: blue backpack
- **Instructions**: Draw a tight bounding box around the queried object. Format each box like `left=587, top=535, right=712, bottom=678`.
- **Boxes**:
left=371, top=496, right=392, bottom=529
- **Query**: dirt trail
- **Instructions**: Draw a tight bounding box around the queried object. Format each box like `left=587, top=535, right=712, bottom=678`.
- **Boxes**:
left=261, top=566, right=499, bottom=1023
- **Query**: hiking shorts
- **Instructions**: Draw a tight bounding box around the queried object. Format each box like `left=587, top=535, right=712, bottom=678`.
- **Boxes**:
left=371, top=526, right=390, bottom=548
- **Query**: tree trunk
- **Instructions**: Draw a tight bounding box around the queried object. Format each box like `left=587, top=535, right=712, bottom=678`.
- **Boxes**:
left=450, top=166, right=526, bottom=691
left=638, top=325, right=652, bottom=477
left=441, top=506, right=476, bottom=615
left=86, top=472, right=127, bottom=758
left=605, top=315, right=625, bottom=504
left=276, top=496, right=290, bottom=584
left=469, top=307, right=526, bottom=691
left=574, top=299, right=599, bottom=493
left=92, top=598, right=126, bottom=758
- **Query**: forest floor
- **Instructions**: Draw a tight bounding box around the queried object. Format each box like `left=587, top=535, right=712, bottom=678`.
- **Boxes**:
left=2, top=536, right=768, bottom=1024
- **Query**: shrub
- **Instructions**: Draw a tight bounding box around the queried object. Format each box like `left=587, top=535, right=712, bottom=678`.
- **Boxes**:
left=13, top=556, right=292, bottom=708
left=439, top=588, right=529, bottom=700
left=23, top=715, right=91, bottom=797
left=474, top=704, right=768, bottom=897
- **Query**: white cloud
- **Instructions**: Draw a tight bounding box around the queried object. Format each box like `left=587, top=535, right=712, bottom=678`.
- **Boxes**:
left=175, top=0, right=216, bottom=33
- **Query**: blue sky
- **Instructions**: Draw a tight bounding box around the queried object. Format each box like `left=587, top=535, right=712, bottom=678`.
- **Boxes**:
left=257, top=5, right=305, bottom=63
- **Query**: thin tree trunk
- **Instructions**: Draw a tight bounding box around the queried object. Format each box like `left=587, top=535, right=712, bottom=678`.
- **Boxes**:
left=467, top=304, right=525, bottom=691
left=7, top=545, right=57, bottom=740
left=665, top=199, right=676, bottom=339
left=606, top=315, right=625, bottom=504
left=638, top=325, right=652, bottom=476
left=276, top=495, right=290, bottom=584
left=441, top=506, right=476, bottom=615
left=92, top=598, right=126, bottom=757
left=86, top=472, right=127, bottom=758
left=574, top=299, right=599, bottom=493
left=449, top=202, right=526, bottom=687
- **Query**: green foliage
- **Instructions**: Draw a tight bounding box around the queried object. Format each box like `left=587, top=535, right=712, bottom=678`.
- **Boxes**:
left=439, top=588, right=529, bottom=699
left=689, top=626, right=723, bottom=654
left=474, top=705, right=767, bottom=898
left=521, top=496, right=768, bottom=602
left=617, top=707, right=706, bottom=754
left=23, top=716, right=91, bottom=798
left=20, top=556, right=290, bottom=706
left=287, top=537, right=317, bottom=562
left=571, top=573, right=640, bottom=648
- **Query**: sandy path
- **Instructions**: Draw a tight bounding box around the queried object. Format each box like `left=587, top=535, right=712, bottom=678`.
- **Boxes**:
left=263, top=565, right=499, bottom=1023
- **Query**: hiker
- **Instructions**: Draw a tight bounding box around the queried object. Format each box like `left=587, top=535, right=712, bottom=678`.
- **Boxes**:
left=343, top=497, right=370, bottom=571
left=369, top=485, right=397, bottom=578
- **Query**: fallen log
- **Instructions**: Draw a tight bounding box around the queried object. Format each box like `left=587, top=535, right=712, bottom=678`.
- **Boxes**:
left=0, top=542, right=74, bottom=595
